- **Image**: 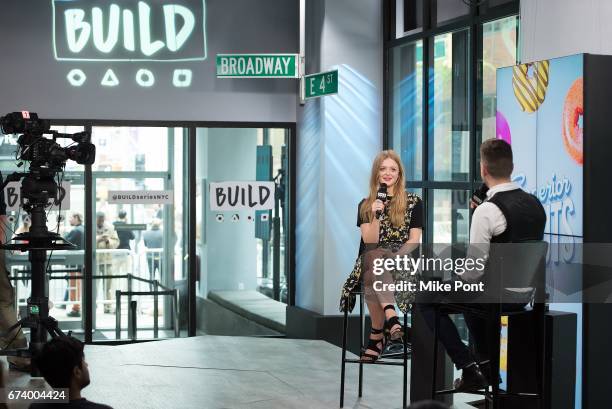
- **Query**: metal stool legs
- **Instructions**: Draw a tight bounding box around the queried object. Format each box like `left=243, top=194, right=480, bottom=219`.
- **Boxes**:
left=340, top=290, right=410, bottom=409
left=403, top=310, right=409, bottom=408
left=359, top=292, right=364, bottom=397
left=340, top=298, right=349, bottom=408
left=431, top=304, right=440, bottom=399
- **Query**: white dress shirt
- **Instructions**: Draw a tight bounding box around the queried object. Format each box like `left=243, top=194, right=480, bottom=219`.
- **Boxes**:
left=461, top=181, right=520, bottom=282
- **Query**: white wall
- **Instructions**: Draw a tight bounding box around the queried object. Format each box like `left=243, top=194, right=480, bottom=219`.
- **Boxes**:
left=521, top=0, right=612, bottom=62
left=296, top=0, right=382, bottom=315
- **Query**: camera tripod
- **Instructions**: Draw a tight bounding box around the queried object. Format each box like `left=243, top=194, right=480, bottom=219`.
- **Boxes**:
left=0, top=174, right=75, bottom=376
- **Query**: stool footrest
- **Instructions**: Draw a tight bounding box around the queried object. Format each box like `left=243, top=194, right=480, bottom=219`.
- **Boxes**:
left=489, top=391, right=541, bottom=398
left=435, top=387, right=486, bottom=396
left=344, top=358, right=407, bottom=366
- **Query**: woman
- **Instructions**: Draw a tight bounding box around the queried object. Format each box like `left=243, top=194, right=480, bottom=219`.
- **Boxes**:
left=340, top=150, right=423, bottom=362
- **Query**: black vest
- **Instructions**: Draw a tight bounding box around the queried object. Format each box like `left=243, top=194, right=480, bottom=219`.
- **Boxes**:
left=487, top=188, right=546, bottom=243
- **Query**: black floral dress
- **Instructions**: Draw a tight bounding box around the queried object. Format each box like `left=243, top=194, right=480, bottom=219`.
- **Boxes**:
left=339, top=192, right=422, bottom=314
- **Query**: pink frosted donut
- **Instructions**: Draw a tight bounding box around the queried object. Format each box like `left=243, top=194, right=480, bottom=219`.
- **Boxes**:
left=496, top=111, right=511, bottom=145
left=562, top=78, right=583, bottom=165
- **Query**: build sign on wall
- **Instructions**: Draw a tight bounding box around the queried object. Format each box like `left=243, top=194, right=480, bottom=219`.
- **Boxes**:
left=53, top=0, right=206, bottom=88
left=0, top=0, right=298, bottom=122
left=209, top=181, right=274, bottom=211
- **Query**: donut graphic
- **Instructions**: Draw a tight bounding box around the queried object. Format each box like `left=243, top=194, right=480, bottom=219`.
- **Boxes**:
left=562, top=78, right=583, bottom=165
left=496, top=111, right=512, bottom=145
left=512, top=60, right=550, bottom=113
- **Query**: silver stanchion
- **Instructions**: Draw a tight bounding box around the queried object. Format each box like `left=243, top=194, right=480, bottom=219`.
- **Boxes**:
left=128, top=300, right=137, bottom=341
left=115, top=290, right=121, bottom=340
left=153, top=280, right=159, bottom=339
left=173, top=289, right=180, bottom=338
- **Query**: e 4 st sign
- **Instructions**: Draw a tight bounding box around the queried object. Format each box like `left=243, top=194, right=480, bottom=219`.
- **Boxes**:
left=304, top=69, right=338, bottom=99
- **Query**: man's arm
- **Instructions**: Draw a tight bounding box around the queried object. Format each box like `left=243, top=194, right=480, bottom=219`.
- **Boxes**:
left=461, top=202, right=506, bottom=282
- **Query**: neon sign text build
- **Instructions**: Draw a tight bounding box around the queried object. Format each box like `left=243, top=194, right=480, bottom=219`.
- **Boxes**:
left=53, top=0, right=206, bottom=88
left=53, top=0, right=207, bottom=61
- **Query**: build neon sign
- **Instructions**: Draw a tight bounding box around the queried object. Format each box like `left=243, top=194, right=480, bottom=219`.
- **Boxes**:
left=52, top=0, right=207, bottom=87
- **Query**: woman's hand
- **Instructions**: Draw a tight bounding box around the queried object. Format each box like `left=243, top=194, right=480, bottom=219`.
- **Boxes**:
left=371, top=199, right=384, bottom=218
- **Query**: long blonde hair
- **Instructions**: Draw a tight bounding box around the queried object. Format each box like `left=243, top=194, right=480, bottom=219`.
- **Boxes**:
left=359, top=150, right=407, bottom=227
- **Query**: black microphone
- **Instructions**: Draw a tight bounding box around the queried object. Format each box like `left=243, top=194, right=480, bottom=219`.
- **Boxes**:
left=376, top=183, right=387, bottom=219
left=471, top=183, right=489, bottom=207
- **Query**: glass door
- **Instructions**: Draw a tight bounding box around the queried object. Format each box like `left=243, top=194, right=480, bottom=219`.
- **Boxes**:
left=90, top=126, right=187, bottom=341
left=195, top=127, right=291, bottom=336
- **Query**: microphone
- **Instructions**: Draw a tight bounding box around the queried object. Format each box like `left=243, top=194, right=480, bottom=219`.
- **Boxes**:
left=471, top=183, right=489, bottom=207
left=376, top=183, right=387, bottom=219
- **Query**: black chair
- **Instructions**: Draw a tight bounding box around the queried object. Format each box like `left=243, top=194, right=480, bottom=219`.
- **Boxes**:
left=430, top=241, right=548, bottom=408
left=340, top=279, right=411, bottom=408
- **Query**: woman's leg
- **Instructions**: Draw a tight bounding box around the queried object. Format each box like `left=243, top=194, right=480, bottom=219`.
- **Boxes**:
left=362, top=247, right=388, bottom=327
left=362, top=248, right=401, bottom=334
left=362, top=249, right=387, bottom=359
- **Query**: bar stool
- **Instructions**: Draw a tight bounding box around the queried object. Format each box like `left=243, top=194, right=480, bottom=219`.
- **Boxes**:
left=339, top=280, right=411, bottom=408
left=430, top=241, right=548, bottom=408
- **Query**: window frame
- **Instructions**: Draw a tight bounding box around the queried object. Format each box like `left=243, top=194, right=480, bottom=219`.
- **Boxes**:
left=383, top=0, right=520, bottom=244
left=44, top=119, right=296, bottom=344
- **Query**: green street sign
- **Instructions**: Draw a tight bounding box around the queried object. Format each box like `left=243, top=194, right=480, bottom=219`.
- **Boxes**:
left=304, top=69, right=338, bottom=99
left=216, top=54, right=299, bottom=78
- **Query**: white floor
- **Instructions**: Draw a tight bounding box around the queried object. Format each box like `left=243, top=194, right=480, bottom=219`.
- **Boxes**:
left=5, top=336, right=483, bottom=409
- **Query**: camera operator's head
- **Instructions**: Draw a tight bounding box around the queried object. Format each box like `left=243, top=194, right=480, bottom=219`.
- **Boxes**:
left=34, top=336, right=90, bottom=391
left=480, top=139, right=514, bottom=188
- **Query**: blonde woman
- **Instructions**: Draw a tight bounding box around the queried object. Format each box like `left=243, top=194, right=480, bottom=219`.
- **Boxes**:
left=340, top=150, right=423, bottom=362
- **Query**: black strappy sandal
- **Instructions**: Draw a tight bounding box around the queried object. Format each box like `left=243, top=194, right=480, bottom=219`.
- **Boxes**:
left=360, top=327, right=385, bottom=362
left=384, top=305, right=404, bottom=342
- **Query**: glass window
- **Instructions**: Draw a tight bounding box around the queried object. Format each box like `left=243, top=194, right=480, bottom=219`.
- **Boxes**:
left=431, top=189, right=470, bottom=243
left=480, top=16, right=518, bottom=143
left=436, top=0, right=470, bottom=24
left=390, top=40, right=423, bottom=181
left=396, top=0, right=423, bottom=37
left=430, top=29, right=470, bottom=181
left=91, top=127, right=168, bottom=172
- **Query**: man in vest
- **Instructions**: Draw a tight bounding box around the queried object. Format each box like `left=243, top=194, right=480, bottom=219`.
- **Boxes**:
left=420, top=139, right=546, bottom=391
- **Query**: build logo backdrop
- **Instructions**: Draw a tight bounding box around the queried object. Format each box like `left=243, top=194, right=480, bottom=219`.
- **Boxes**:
left=0, top=0, right=298, bottom=122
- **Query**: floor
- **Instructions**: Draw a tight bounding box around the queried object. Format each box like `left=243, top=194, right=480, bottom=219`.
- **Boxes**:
left=5, top=336, right=481, bottom=409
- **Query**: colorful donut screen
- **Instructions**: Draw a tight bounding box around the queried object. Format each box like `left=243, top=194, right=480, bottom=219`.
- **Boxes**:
left=562, top=78, right=584, bottom=164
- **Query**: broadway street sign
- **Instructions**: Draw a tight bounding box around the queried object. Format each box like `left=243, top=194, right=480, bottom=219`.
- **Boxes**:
left=216, top=54, right=299, bottom=78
